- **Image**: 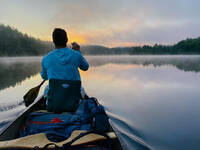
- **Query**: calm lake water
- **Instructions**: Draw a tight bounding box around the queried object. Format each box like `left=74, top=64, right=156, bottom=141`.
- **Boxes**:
left=0, top=55, right=200, bottom=150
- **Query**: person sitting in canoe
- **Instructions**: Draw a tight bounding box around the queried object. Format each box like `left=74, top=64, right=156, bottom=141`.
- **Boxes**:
left=40, top=28, right=89, bottom=113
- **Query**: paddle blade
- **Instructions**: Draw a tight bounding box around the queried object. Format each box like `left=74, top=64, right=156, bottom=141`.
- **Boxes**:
left=23, top=86, right=40, bottom=107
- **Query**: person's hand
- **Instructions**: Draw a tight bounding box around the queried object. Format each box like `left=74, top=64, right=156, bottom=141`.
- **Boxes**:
left=71, top=42, right=80, bottom=51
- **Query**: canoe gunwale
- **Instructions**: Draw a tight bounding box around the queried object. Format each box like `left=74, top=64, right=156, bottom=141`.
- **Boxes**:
left=0, top=96, right=44, bottom=141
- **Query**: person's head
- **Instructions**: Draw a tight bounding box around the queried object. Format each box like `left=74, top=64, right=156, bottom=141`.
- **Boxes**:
left=52, top=28, right=68, bottom=48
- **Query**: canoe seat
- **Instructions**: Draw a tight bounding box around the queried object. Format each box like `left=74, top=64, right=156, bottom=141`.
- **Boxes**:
left=0, top=130, right=117, bottom=149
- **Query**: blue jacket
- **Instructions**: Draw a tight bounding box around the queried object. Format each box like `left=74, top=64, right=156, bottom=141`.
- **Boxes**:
left=41, top=47, right=89, bottom=81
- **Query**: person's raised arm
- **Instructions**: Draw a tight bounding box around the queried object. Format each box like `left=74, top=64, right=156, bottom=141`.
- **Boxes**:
left=72, top=42, right=89, bottom=71
left=79, top=54, right=89, bottom=71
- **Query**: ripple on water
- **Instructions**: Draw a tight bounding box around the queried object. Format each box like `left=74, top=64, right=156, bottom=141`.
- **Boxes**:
left=107, top=111, right=152, bottom=150
left=0, top=103, right=25, bottom=134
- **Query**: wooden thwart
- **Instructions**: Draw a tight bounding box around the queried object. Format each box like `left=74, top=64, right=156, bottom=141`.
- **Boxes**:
left=0, top=130, right=116, bottom=149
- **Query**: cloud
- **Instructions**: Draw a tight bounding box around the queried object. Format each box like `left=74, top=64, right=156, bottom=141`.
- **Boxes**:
left=47, top=0, right=200, bottom=46
left=84, top=22, right=200, bottom=47
left=0, top=0, right=200, bottom=46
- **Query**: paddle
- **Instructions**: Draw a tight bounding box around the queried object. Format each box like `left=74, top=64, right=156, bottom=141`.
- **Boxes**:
left=23, top=80, right=46, bottom=107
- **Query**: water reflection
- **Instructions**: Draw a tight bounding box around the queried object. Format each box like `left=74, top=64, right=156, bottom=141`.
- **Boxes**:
left=0, top=57, right=42, bottom=90
left=81, top=64, right=200, bottom=150
left=0, top=55, right=200, bottom=150
left=86, top=55, right=200, bottom=73
left=0, top=55, right=199, bottom=91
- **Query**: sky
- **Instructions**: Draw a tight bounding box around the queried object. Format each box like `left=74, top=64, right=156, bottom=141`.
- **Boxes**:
left=0, top=0, right=200, bottom=47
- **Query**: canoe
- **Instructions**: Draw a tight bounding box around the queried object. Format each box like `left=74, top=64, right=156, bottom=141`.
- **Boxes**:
left=0, top=95, right=123, bottom=150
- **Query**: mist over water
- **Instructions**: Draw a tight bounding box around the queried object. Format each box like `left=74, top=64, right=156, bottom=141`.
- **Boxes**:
left=0, top=55, right=200, bottom=150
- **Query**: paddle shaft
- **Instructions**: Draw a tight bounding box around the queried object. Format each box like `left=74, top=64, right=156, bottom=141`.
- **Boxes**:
left=24, top=80, right=46, bottom=107
left=38, top=80, right=46, bottom=88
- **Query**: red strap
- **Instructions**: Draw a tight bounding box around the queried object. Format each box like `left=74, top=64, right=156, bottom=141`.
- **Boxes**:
left=28, top=117, right=63, bottom=125
left=51, top=117, right=63, bottom=123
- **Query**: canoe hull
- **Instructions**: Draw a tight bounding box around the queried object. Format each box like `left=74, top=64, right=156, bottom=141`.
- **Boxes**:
left=0, top=96, right=123, bottom=150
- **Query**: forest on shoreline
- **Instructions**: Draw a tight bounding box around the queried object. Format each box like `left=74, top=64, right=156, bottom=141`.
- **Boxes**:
left=0, top=25, right=52, bottom=56
left=0, top=24, right=200, bottom=56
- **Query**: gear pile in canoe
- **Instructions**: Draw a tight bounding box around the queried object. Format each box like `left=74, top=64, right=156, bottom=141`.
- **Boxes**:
left=0, top=96, right=124, bottom=150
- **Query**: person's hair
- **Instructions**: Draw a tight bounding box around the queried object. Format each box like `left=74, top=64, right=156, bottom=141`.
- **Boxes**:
left=52, top=28, right=68, bottom=46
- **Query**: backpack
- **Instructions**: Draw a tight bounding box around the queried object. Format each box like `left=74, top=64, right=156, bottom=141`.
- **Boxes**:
left=87, top=98, right=110, bottom=132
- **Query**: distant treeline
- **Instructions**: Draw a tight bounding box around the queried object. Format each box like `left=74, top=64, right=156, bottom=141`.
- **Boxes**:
left=0, top=24, right=200, bottom=56
left=82, top=37, right=200, bottom=55
left=0, top=24, right=53, bottom=56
